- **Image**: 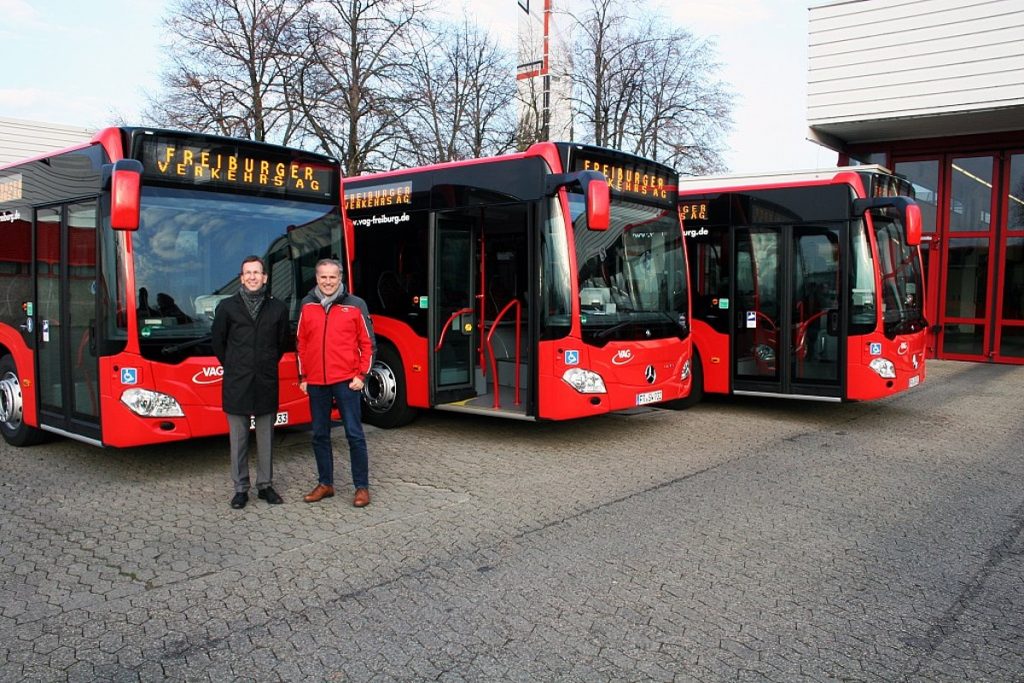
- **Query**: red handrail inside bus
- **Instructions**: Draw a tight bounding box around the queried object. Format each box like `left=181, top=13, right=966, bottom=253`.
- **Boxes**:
left=484, top=299, right=522, bottom=408
left=435, top=307, right=476, bottom=352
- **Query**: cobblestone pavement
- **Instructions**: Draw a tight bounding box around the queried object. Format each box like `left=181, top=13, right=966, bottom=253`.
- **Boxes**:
left=1, top=359, right=1023, bottom=682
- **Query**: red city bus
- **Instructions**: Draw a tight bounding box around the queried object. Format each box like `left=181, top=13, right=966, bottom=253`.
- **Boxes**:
left=0, top=127, right=343, bottom=447
left=679, top=165, right=925, bottom=403
left=343, top=142, right=693, bottom=427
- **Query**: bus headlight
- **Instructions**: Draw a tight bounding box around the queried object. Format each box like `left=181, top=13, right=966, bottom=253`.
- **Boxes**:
left=869, top=357, right=896, bottom=379
left=562, top=368, right=607, bottom=394
left=121, top=388, right=185, bottom=417
left=681, top=358, right=691, bottom=381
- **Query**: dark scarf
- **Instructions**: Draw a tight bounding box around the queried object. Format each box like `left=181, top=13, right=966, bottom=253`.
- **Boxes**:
left=240, top=285, right=267, bottom=320
left=312, top=284, right=344, bottom=311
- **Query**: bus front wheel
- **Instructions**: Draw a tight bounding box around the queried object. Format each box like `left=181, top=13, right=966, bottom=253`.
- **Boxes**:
left=0, top=355, right=47, bottom=447
left=362, top=345, right=417, bottom=428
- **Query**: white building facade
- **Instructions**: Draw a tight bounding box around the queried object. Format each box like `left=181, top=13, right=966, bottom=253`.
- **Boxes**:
left=808, top=0, right=1024, bottom=364
left=0, top=118, right=95, bottom=166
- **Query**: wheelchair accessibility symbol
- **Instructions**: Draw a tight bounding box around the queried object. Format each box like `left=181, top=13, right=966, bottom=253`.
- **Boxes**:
left=564, top=350, right=579, bottom=365
left=121, top=368, right=138, bottom=385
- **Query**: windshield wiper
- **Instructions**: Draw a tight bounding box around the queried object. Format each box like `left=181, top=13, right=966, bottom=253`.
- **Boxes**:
left=593, top=321, right=635, bottom=340
left=161, top=335, right=212, bottom=355
left=593, top=313, right=680, bottom=340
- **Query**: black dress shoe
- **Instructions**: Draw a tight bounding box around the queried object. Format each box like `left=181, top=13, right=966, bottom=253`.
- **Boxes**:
left=230, top=492, right=248, bottom=509
left=257, top=486, right=283, bottom=504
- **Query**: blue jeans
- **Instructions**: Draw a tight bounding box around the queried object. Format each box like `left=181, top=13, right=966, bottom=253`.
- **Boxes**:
left=307, top=383, right=368, bottom=489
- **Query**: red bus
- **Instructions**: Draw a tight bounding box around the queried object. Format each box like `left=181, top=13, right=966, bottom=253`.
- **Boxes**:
left=679, top=165, right=926, bottom=403
left=343, top=142, right=693, bottom=427
left=0, top=127, right=343, bottom=447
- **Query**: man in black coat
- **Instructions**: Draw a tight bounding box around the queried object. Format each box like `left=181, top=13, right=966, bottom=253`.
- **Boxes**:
left=211, top=256, right=290, bottom=509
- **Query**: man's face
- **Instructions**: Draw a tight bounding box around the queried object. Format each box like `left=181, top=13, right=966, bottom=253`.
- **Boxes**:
left=316, top=264, right=342, bottom=296
left=240, top=262, right=267, bottom=293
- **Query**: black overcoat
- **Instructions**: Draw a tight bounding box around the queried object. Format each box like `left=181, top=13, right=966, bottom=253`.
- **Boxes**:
left=210, top=292, right=290, bottom=416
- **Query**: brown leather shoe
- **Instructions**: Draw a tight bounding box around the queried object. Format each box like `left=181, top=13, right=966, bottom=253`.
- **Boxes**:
left=303, top=484, right=335, bottom=503
left=353, top=488, right=371, bottom=508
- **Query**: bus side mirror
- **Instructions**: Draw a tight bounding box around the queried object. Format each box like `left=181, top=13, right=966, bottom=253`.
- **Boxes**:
left=584, top=175, right=610, bottom=231
left=107, top=159, right=144, bottom=231
left=545, top=170, right=610, bottom=231
left=903, top=203, right=922, bottom=246
left=852, top=196, right=921, bottom=246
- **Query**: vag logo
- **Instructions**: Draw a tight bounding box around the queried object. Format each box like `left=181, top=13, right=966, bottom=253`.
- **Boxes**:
left=612, top=349, right=634, bottom=365
left=192, top=366, right=224, bottom=384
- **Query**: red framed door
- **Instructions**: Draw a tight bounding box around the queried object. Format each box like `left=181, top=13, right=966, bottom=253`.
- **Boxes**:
left=939, top=154, right=996, bottom=359
left=993, top=152, right=1024, bottom=363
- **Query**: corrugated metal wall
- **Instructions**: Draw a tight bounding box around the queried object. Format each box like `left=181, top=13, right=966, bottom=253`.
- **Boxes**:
left=0, top=118, right=95, bottom=166
left=808, top=0, right=1024, bottom=127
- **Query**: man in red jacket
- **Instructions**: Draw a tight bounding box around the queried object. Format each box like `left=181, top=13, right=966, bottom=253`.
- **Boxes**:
left=296, top=258, right=376, bottom=507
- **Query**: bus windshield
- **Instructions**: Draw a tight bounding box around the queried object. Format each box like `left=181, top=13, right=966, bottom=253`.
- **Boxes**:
left=571, top=194, right=688, bottom=345
left=873, top=212, right=926, bottom=336
left=125, top=186, right=341, bottom=355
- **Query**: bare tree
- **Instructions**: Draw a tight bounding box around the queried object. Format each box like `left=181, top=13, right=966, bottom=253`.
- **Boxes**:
left=146, top=0, right=731, bottom=173
left=399, top=19, right=516, bottom=165
left=626, top=17, right=732, bottom=173
left=144, top=0, right=312, bottom=144
left=513, top=75, right=547, bottom=151
left=564, top=0, right=732, bottom=173
left=292, top=0, right=432, bottom=175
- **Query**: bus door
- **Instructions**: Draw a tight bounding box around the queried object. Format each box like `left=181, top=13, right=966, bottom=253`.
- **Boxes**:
left=732, top=224, right=842, bottom=398
left=431, top=213, right=478, bottom=404
left=34, top=201, right=102, bottom=442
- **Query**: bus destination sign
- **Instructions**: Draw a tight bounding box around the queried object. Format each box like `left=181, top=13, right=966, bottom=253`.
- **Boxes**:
left=344, top=181, right=412, bottom=212
left=137, top=136, right=336, bottom=199
left=679, top=199, right=710, bottom=222
left=0, top=174, right=23, bottom=203
left=571, top=154, right=676, bottom=205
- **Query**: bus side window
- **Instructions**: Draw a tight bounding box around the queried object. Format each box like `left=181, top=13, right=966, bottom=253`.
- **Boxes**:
left=377, top=271, right=407, bottom=315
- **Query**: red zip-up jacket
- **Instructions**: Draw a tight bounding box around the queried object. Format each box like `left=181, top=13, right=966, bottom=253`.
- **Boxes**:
left=296, top=289, right=376, bottom=385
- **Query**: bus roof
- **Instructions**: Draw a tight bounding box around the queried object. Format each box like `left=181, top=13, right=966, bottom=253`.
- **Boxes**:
left=677, top=165, right=895, bottom=193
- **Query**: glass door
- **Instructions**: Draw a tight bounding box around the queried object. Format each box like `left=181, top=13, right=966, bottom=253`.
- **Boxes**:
left=995, top=153, right=1024, bottom=361
left=941, top=156, right=996, bottom=359
left=732, top=225, right=843, bottom=397
left=431, top=214, right=478, bottom=403
left=733, top=227, right=782, bottom=386
left=35, top=201, right=101, bottom=441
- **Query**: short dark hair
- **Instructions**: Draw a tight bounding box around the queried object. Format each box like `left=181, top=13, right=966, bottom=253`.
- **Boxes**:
left=241, top=255, right=265, bottom=273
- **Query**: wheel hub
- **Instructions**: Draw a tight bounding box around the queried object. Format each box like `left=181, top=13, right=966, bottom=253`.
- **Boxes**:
left=0, top=370, right=24, bottom=430
left=363, top=361, right=397, bottom=413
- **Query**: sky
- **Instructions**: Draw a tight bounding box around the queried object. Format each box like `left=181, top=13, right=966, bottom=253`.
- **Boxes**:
left=0, top=0, right=835, bottom=174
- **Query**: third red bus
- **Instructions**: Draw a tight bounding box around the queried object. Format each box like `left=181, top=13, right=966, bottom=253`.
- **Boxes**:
left=679, top=165, right=926, bottom=403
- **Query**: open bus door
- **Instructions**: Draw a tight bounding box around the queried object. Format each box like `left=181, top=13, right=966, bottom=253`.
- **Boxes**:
left=428, top=203, right=532, bottom=416
left=732, top=224, right=843, bottom=399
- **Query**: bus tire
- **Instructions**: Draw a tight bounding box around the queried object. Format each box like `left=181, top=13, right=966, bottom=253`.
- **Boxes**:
left=663, top=349, right=704, bottom=410
left=362, top=344, right=417, bottom=428
left=0, top=354, right=48, bottom=447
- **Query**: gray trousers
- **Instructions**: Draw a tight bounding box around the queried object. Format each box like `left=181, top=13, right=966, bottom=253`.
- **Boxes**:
left=228, top=413, right=274, bottom=493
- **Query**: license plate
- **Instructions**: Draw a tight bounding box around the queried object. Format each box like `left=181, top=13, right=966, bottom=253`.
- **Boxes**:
left=908, top=375, right=920, bottom=388
left=636, top=390, right=663, bottom=406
